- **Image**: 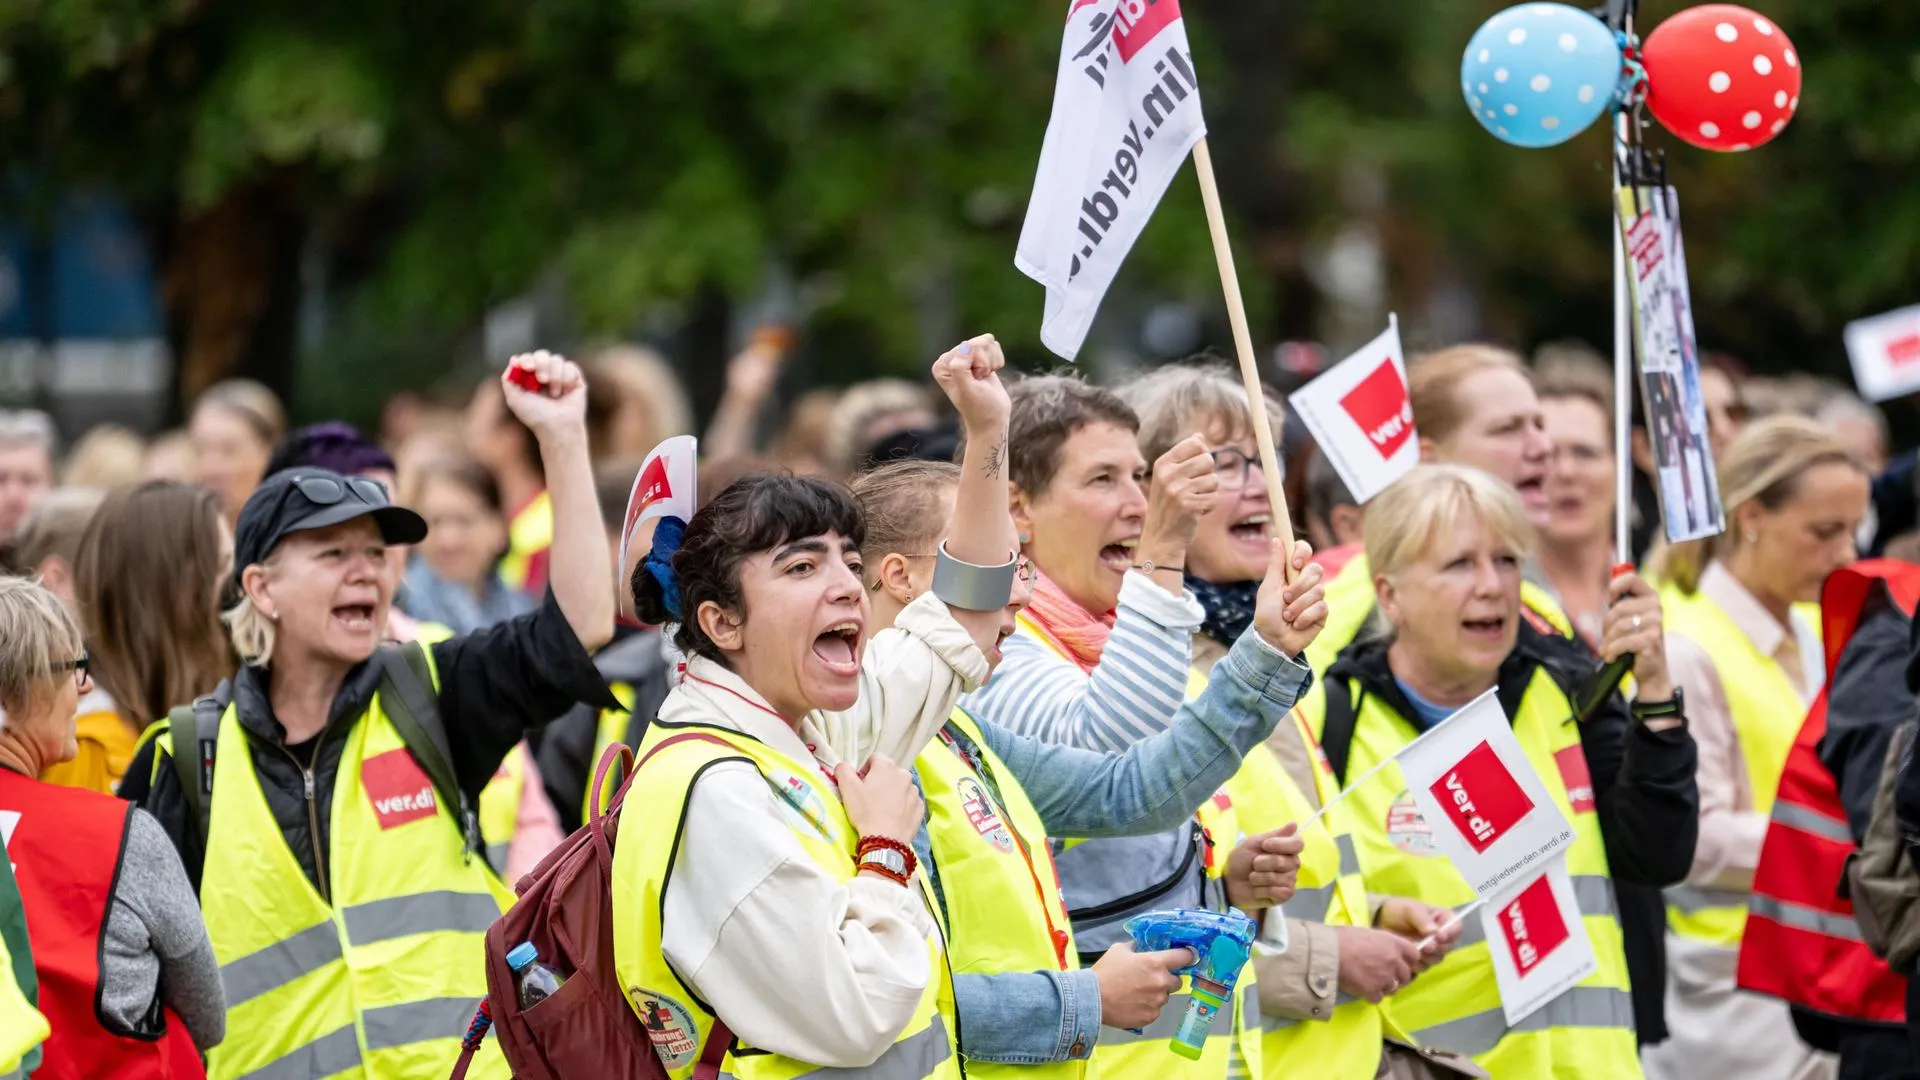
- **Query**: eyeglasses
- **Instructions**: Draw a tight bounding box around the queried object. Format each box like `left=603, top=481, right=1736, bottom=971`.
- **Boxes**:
left=1208, top=448, right=1264, bottom=491
left=870, top=554, right=1037, bottom=591
left=292, top=475, right=391, bottom=507
left=53, top=651, right=88, bottom=686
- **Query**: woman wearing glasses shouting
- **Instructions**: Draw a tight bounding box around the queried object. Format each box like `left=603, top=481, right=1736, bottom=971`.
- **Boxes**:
left=0, top=576, right=225, bottom=1078
left=122, top=351, right=618, bottom=1080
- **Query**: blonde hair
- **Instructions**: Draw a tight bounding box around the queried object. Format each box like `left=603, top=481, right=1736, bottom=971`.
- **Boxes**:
left=850, top=460, right=961, bottom=585
left=0, top=576, right=85, bottom=718
left=1114, top=363, right=1284, bottom=472
left=1646, top=415, right=1865, bottom=595
left=194, top=379, right=287, bottom=448
left=224, top=551, right=284, bottom=666
left=1408, top=344, right=1532, bottom=446
left=3, top=488, right=105, bottom=578
left=62, top=424, right=147, bottom=490
left=1364, top=464, right=1538, bottom=639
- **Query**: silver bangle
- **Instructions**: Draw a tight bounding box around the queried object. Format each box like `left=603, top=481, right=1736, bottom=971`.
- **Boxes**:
left=931, top=541, right=1019, bottom=612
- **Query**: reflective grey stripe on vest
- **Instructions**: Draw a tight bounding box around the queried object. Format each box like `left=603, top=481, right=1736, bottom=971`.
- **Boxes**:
left=723, top=1020, right=954, bottom=1080
left=1749, top=894, right=1866, bottom=942
left=1456, top=874, right=1617, bottom=949
left=1666, top=884, right=1749, bottom=915
left=1770, top=801, right=1854, bottom=845
left=1410, top=986, right=1635, bottom=1058
left=236, top=1023, right=363, bottom=1080
left=342, top=890, right=500, bottom=945
left=486, top=844, right=511, bottom=874
left=1334, top=834, right=1360, bottom=877
left=1101, top=983, right=1258, bottom=1045
left=221, top=919, right=345, bottom=1009
left=1287, top=835, right=1364, bottom=924
left=363, top=996, right=482, bottom=1051
left=1261, top=992, right=1356, bottom=1033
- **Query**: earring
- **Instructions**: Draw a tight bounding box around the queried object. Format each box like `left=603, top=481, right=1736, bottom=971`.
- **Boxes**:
left=1018, top=532, right=1032, bottom=545
left=1745, top=531, right=1758, bottom=545
left=269, top=611, right=280, bottom=622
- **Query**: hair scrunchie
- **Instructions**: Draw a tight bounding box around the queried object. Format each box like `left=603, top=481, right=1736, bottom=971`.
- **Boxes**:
left=643, top=516, right=687, bottom=621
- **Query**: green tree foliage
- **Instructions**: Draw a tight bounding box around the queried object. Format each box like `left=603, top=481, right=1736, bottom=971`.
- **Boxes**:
left=2, top=0, right=1916, bottom=419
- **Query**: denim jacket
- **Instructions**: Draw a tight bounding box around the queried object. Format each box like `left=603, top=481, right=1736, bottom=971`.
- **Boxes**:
left=913, top=628, right=1313, bottom=1064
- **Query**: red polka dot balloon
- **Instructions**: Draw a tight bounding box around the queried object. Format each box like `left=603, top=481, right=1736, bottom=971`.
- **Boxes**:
left=1642, top=4, right=1801, bottom=152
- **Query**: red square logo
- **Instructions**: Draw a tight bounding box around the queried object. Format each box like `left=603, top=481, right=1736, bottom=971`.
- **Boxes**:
left=1554, top=745, right=1595, bottom=815
left=361, top=749, right=438, bottom=830
left=1887, top=333, right=1920, bottom=370
left=1113, top=0, right=1183, bottom=62
left=1339, top=360, right=1415, bottom=459
left=1499, top=873, right=1572, bottom=976
left=1428, top=741, right=1534, bottom=853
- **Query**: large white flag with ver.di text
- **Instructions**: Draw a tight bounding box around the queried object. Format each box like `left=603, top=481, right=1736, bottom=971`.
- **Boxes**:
left=1016, top=0, right=1206, bottom=360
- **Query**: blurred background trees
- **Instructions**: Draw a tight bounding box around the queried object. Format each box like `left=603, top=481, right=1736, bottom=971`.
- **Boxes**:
left=2, top=0, right=1916, bottom=435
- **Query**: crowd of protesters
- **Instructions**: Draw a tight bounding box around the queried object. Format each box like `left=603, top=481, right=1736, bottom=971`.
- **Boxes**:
left=0, top=326, right=1915, bottom=1080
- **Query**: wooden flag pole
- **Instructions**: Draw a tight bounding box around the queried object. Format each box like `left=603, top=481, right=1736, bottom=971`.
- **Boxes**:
left=1191, top=137, right=1299, bottom=582
left=1611, top=114, right=1634, bottom=562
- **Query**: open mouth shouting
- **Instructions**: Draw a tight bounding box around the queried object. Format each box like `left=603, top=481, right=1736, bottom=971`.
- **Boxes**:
left=1460, top=613, right=1509, bottom=643
left=1514, top=471, right=1550, bottom=517
left=1098, top=537, right=1138, bottom=575
left=1228, top=512, right=1271, bottom=546
left=811, top=620, right=864, bottom=679
left=332, top=604, right=377, bottom=635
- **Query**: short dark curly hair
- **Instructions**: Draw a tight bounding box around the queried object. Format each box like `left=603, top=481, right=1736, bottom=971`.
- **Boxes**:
left=631, top=472, right=866, bottom=666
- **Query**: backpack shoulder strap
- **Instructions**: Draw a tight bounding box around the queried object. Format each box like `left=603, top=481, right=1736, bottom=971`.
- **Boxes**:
left=1320, top=677, right=1360, bottom=788
left=168, top=695, right=226, bottom=847
left=376, top=642, right=480, bottom=860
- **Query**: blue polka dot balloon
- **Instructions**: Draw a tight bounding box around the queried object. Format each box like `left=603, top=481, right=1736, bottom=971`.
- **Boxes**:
left=1461, top=3, right=1625, bottom=148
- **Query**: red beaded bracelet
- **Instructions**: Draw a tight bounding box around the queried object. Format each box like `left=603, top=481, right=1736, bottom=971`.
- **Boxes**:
left=857, top=861, right=911, bottom=887
left=856, top=835, right=918, bottom=878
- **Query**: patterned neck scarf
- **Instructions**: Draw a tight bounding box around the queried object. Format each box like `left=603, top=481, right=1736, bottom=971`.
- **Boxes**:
left=1186, top=574, right=1258, bottom=649
left=1021, top=568, right=1115, bottom=674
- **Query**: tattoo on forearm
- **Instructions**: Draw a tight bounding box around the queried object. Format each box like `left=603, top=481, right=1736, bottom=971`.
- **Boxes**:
left=983, top=437, right=1005, bottom=480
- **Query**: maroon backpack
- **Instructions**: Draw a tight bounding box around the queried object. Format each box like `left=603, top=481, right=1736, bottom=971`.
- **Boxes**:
left=450, top=741, right=734, bottom=1079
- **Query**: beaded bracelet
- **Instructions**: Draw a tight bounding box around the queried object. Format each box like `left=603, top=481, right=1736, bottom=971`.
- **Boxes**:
left=856, top=861, right=911, bottom=888
left=856, top=835, right=919, bottom=878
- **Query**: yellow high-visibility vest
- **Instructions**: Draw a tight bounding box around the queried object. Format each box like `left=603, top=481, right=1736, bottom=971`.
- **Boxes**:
left=612, top=720, right=961, bottom=1080
left=1015, top=615, right=1264, bottom=1080
left=188, top=645, right=513, bottom=1080
left=1660, top=584, right=1814, bottom=949
left=1300, top=669, right=1640, bottom=1079
left=500, top=491, right=553, bottom=593
left=0, top=927, right=48, bottom=1078
left=917, top=707, right=1088, bottom=1080
left=1219, top=718, right=1388, bottom=1080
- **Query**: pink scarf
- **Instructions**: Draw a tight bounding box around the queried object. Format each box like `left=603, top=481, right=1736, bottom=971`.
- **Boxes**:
left=1022, top=569, right=1115, bottom=674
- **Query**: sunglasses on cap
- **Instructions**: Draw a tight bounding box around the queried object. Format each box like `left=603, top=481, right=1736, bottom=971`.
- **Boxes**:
left=289, top=474, right=392, bottom=506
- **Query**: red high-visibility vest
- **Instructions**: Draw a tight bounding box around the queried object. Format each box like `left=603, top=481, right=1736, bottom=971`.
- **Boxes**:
left=0, top=768, right=204, bottom=1079
left=1735, top=559, right=1920, bottom=1025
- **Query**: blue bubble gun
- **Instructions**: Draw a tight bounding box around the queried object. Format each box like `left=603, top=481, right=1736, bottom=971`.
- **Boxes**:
left=1123, top=908, right=1257, bottom=1061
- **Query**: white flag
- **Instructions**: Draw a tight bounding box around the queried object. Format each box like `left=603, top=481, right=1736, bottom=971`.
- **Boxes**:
left=1016, top=0, right=1207, bottom=360
left=1286, top=316, right=1417, bottom=504
left=1481, top=857, right=1598, bottom=1027
left=1844, top=303, right=1920, bottom=404
left=1394, top=689, right=1575, bottom=898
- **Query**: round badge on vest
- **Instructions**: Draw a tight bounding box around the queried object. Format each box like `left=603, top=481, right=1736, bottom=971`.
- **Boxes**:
left=956, top=777, right=1015, bottom=853
left=1385, top=790, right=1438, bottom=857
left=631, top=988, right=701, bottom=1068
left=769, top=770, right=834, bottom=844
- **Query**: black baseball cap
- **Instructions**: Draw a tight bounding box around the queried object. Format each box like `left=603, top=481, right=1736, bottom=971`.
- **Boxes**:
left=232, top=468, right=428, bottom=587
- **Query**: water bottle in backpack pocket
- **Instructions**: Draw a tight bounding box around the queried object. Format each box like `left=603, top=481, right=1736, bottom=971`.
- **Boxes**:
left=508, top=942, right=566, bottom=1010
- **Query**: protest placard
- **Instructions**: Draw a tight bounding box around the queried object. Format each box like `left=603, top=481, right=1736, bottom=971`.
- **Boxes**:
left=1480, top=857, right=1598, bottom=1027
left=1844, top=304, right=1920, bottom=405
left=1616, top=185, right=1724, bottom=544
left=1394, top=689, right=1575, bottom=897
left=1286, top=316, right=1417, bottom=505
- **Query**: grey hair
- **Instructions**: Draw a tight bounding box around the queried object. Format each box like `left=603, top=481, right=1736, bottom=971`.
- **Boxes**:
left=0, top=409, right=58, bottom=458
left=1113, top=362, right=1284, bottom=476
left=0, top=575, right=85, bottom=717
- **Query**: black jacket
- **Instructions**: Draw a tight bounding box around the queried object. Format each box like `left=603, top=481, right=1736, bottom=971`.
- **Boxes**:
left=530, top=624, right=672, bottom=834
left=119, top=593, right=620, bottom=897
left=1324, top=619, right=1700, bottom=1046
